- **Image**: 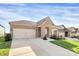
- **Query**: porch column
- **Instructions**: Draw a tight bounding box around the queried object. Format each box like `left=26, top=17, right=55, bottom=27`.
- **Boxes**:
left=49, top=28, right=52, bottom=37
left=36, top=27, right=38, bottom=37
left=41, top=27, right=45, bottom=38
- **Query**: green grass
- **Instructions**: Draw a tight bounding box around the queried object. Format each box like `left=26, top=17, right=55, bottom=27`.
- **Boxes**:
left=50, top=40, right=79, bottom=54
left=0, top=36, right=4, bottom=42
left=0, top=41, right=11, bottom=56
left=0, top=37, right=11, bottom=56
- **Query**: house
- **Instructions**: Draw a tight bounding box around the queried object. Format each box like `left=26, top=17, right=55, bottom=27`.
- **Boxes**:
left=9, top=16, right=68, bottom=39
left=0, top=24, right=5, bottom=37
left=52, top=25, right=69, bottom=38
left=67, top=27, right=77, bottom=37
left=9, top=16, right=55, bottom=39
left=76, top=28, right=79, bottom=34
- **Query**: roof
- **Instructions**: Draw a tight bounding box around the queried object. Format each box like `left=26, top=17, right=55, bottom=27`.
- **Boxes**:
left=67, top=27, right=76, bottom=32
left=9, top=20, right=37, bottom=27
left=9, top=16, right=55, bottom=27
left=0, top=24, right=4, bottom=28
left=56, top=25, right=67, bottom=30
left=55, top=25, right=69, bottom=31
left=56, top=25, right=66, bottom=29
left=37, top=16, right=55, bottom=26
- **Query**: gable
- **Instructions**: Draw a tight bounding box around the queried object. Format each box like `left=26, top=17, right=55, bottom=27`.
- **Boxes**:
left=0, top=24, right=4, bottom=28
left=42, top=19, right=54, bottom=27
left=37, top=16, right=54, bottom=27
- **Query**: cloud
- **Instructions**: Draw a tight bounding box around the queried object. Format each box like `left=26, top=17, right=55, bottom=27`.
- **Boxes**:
left=65, top=13, right=79, bottom=18
left=1, top=3, right=79, bottom=32
left=0, top=10, right=31, bottom=21
left=62, top=16, right=79, bottom=22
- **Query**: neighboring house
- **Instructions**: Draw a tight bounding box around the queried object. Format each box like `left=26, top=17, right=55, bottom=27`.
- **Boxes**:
left=9, top=16, right=55, bottom=39
left=76, top=28, right=79, bottom=34
left=0, top=24, right=4, bottom=37
left=67, top=27, right=77, bottom=37
left=52, top=25, right=69, bottom=38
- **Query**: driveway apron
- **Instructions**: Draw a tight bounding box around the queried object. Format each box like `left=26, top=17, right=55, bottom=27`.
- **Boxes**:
left=9, top=38, right=78, bottom=56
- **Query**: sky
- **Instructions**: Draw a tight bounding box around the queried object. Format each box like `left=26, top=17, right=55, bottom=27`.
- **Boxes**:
left=0, top=3, right=79, bottom=33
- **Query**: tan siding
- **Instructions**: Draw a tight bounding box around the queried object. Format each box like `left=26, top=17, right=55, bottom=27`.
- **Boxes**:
left=40, top=20, right=54, bottom=38
left=11, top=24, right=36, bottom=29
left=58, top=31, right=65, bottom=37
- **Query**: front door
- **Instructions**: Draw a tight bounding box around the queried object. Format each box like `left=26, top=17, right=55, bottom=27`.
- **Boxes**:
left=65, top=31, right=68, bottom=37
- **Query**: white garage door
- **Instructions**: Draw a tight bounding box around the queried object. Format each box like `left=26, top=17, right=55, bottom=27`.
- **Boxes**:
left=13, top=29, right=36, bottom=39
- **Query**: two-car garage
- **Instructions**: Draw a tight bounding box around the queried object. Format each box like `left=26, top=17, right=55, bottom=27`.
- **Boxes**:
left=13, top=29, right=36, bottom=39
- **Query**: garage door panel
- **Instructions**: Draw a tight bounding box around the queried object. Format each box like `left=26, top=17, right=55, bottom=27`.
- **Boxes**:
left=13, top=29, right=36, bottom=39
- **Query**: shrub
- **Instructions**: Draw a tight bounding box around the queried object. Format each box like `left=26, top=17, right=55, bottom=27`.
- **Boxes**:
left=50, top=35, right=65, bottom=40
left=5, top=34, right=12, bottom=41
left=43, top=35, right=47, bottom=40
left=50, top=35, right=57, bottom=39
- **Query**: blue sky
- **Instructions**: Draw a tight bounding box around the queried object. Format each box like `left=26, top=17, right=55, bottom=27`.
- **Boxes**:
left=0, top=3, right=79, bottom=33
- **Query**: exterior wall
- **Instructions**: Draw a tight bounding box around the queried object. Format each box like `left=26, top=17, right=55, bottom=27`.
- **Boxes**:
left=40, top=20, right=54, bottom=38
left=58, top=31, right=65, bottom=38
left=0, top=26, right=4, bottom=37
left=10, top=23, right=66, bottom=39
left=41, top=27, right=45, bottom=38
left=49, top=28, right=52, bottom=37
left=69, top=32, right=76, bottom=37
left=52, top=29, right=65, bottom=38
left=76, top=29, right=79, bottom=34
left=52, top=29, right=58, bottom=35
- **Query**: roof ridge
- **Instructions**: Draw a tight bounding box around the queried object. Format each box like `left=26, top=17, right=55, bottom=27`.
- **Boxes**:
left=0, top=24, right=4, bottom=28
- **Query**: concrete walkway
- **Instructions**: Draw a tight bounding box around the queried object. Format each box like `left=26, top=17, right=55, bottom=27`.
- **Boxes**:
left=9, top=38, right=78, bottom=56
left=66, top=37, right=79, bottom=41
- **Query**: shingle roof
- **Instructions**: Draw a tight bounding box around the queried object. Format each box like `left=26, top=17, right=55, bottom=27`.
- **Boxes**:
left=55, top=25, right=69, bottom=31
left=67, top=27, right=76, bottom=32
left=9, top=20, right=37, bottom=27
left=9, top=16, right=55, bottom=27
left=0, top=24, right=4, bottom=28
left=56, top=25, right=66, bottom=29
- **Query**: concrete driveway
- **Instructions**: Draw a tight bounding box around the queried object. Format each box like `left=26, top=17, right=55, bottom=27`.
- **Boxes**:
left=9, top=38, right=78, bottom=56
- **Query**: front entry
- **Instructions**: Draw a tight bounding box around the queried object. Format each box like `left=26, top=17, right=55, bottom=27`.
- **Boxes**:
left=45, top=27, right=49, bottom=37
left=37, top=27, right=41, bottom=37
left=65, top=31, right=68, bottom=37
left=37, top=27, right=50, bottom=37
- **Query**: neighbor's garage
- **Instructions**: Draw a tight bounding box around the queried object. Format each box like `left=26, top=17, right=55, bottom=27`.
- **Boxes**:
left=13, top=29, right=36, bottom=39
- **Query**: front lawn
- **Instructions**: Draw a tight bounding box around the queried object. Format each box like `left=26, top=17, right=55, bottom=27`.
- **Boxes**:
left=0, top=36, right=11, bottom=56
left=0, top=36, right=4, bottom=42
left=0, top=41, right=11, bottom=56
left=50, top=40, right=79, bottom=54
left=0, top=34, right=11, bottom=56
